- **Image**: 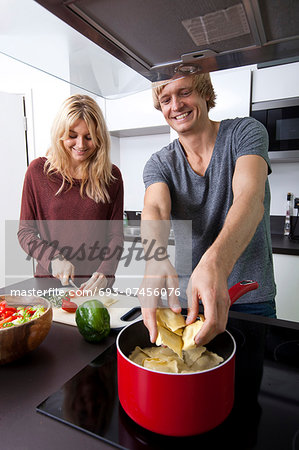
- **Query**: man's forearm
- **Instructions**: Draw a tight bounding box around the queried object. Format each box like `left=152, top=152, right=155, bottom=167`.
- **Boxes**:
left=202, top=192, right=264, bottom=277
left=141, top=205, right=171, bottom=259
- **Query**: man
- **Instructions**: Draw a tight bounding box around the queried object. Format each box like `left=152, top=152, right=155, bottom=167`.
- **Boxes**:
left=139, top=71, right=276, bottom=347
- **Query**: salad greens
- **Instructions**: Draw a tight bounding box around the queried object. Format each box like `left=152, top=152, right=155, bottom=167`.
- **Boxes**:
left=0, top=299, right=45, bottom=329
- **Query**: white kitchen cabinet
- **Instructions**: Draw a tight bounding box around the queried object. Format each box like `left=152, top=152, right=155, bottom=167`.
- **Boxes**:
left=105, top=89, right=167, bottom=132
left=252, top=61, right=299, bottom=103
left=273, top=253, right=299, bottom=322
left=210, top=66, right=253, bottom=120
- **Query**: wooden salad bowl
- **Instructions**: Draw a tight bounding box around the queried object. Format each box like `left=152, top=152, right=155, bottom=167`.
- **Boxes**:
left=0, top=295, right=52, bottom=365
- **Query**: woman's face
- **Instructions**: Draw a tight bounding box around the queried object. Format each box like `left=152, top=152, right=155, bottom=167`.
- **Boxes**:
left=63, top=118, right=96, bottom=170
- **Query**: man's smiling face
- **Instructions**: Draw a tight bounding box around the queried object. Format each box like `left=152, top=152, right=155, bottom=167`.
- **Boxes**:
left=158, top=76, right=209, bottom=135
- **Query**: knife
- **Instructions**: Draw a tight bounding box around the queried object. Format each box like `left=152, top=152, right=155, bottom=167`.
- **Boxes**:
left=68, top=279, right=79, bottom=290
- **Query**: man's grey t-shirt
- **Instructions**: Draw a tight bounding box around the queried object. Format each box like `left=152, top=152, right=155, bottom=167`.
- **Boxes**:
left=143, top=117, right=276, bottom=304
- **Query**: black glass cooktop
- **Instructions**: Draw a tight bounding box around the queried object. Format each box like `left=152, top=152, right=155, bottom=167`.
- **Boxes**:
left=37, top=316, right=299, bottom=450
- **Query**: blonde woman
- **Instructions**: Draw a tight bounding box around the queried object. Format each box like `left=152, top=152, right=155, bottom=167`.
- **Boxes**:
left=18, top=94, right=124, bottom=292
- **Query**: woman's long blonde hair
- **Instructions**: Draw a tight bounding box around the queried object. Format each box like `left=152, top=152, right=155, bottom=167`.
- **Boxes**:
left=45, top=94, right=114, bottom=203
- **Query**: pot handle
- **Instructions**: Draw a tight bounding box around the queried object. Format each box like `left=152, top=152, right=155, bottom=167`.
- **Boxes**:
left=228, top=280, right=259, bottom=305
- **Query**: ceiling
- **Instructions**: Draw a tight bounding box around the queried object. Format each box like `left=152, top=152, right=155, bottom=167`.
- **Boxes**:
left=34, top=0, right=299, bottom=81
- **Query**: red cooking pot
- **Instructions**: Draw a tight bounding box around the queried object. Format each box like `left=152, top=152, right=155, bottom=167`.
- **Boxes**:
left=117, top=280, right=258, bottom=437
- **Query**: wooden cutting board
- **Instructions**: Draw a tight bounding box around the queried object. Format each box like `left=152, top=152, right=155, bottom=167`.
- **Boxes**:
left=52, top=292, right=142, bottom=329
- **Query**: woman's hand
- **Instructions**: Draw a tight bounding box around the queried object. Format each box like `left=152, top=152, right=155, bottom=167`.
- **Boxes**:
left=51, top=256, right=75, bottom=286
left=80, top=272, right=108, bottom=294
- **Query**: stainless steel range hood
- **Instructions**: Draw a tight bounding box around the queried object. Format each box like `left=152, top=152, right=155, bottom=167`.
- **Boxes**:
left=35, top=0, right=299, bottom=81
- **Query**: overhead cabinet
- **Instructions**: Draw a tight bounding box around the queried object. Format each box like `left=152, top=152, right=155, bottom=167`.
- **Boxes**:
left=106, top=89, right=168, bottom=133
left=252, top=62, right=299, bottom=103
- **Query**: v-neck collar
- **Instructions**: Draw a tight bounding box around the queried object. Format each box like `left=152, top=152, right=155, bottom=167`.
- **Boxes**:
left=176, top=121, right=224, bottom=178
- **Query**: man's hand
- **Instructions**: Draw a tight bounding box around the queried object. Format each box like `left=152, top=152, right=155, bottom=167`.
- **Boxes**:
left=139, top=259, right=181, bottom=343
left=80, top=272, right=107, bottom=294
left=186, top=258, right=231, bottom=347
left=51, top=256, right=75, bottom=286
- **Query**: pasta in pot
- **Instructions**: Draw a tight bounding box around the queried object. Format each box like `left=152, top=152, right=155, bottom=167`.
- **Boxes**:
left=129, top=309, right=224, bottom=374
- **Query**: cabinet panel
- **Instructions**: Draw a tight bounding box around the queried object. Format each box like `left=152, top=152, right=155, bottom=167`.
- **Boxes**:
left=210, top=67, right=252, bottom=120
left=273, top=253, right=299, bottom=322
left=106, top=89, right=166, bottom=131
left=252, top=62, right=299, bottom=103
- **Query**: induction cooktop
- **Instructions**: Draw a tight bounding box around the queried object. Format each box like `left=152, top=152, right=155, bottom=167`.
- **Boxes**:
left=37, top=316, right=299, bottom=449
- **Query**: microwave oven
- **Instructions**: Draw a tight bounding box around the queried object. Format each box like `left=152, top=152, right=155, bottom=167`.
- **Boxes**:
left=250, top=97, right=299, bottom=162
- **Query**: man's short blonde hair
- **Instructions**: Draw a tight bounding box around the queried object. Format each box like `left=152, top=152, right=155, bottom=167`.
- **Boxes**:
left=152, top=73, right=216, bottom=112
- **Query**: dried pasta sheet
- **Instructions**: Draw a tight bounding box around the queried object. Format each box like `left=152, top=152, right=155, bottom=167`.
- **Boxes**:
left=182, top=318, right=204, bottom=350
left=129, top=346, right=151, bottom=366
left=156, top=324, right=183, bottom=358
left=129, top=345, right=223, bottom=374
left=129, top=309, right=223, bottom=373
left=189, top=350, right=224, bottom=372
left=143, top=358, right=179, bottom=373
left=183, top=345, right=206, bottom=367
left=156, top=308, right=185, bottom=335
left=145, top=346, right=187, bottom=372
